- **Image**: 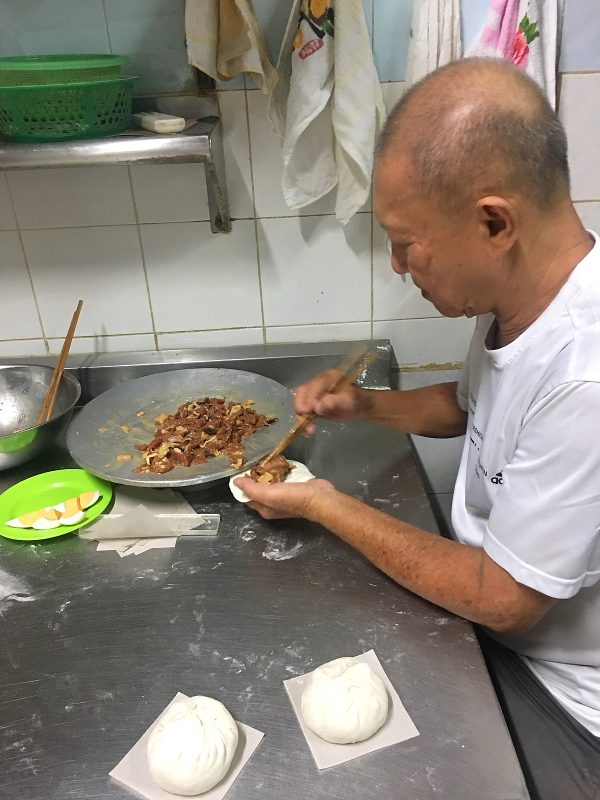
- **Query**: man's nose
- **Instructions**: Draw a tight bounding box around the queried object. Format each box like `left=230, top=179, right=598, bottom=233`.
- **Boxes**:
left=391, top=252, right=410, bottom=276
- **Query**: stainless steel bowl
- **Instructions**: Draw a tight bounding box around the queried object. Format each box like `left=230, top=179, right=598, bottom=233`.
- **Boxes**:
left=0, top=364, right=81, bottom=471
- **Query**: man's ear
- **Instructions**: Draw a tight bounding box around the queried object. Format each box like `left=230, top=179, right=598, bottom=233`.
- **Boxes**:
left=476, top=196, right=518, bottom=249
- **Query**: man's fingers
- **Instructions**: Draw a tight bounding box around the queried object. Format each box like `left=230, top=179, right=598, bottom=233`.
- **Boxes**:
left=247, top=501, right=287, bottom=520
left=314, top=390, right=356, bottom=418
left=294, top=370, right=344, bottom=415
left=294, top=383, right=313, bottom=415
left=234, top=476, right=267, bottom=502
left=234, top=477, right=296, bottom=506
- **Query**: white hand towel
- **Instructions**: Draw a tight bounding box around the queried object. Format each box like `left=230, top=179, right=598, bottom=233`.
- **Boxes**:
left=185, top=0, right=277, bottom=93
left=466, top=0, right=558, bottom=106
left=333, top=1, right=387, bottom=224
left=270, top=0, right=385, bottom=225
left=405, top=0, right=462, bottom=87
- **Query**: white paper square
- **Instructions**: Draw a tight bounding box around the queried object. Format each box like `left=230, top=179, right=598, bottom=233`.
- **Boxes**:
left=94, top=537, right=178, bottom=557
left=110, top=693, right=264, bottom=800
left=283, top=650, right=419, bottom=770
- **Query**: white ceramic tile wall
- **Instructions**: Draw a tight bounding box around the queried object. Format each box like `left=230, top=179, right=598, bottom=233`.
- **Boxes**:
left=8, top=167, right=136, bottom=229
left=559, top=0, right=600, bottom=72
left=102, top=0, right=195, bottom=95
left=47, top=334, right=155, bottom=356
left=0, top=0, right=110, bottom=56
left=373, top=317, right=475, bottom=368
left=576, top=203, right=600, bottom=232
left=158, top=328, right=263, bottom=350
left=0, top=174, right=16, bottom=230
left=257, top=214, right=371, bottom=326
left=22, top=226, right=153, bottom=338
left=0, top=232, right=44, bottom=341
left=1, top=1, right=598, bottom=372
left=266, top=322, right=372, bottom=345
left=559, top=73, right=600, bottom=202
left=141, top=220, right=263, bottom=333
left=0, top=339, right=48, bottom=358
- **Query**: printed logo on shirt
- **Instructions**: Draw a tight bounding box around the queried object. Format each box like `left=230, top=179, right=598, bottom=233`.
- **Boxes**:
left=469, top=421, right=483, bottom=454
left=491, top=471, right=504, bottom=485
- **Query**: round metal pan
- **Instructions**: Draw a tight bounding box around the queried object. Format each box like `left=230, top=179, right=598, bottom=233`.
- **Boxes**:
left=66, top=368, right=296, bottom=488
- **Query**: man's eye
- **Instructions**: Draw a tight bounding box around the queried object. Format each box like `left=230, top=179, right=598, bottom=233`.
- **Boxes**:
left=385, top=237, right=414, bottom=254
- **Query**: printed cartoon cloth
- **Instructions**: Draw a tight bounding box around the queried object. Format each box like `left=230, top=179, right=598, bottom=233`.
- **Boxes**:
left=466, top=0, right=558, bottom=106
left=269, top=0, right=386, bottom=224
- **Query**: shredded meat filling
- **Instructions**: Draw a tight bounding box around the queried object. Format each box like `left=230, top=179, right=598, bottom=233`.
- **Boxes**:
left=135, top=397, right=276, bottom=474
left=249, top=455, right=294, bottom=484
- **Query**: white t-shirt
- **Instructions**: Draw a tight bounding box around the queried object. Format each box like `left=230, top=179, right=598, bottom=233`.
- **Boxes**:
left=452, top=231, right=600, bottom=736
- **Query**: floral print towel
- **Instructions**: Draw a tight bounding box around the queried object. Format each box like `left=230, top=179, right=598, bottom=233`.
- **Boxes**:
left=466, top=0, right=558, bottom=107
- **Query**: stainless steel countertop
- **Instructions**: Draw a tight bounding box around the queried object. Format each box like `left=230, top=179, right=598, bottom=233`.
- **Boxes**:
left=0, top=344, right=529, bottom=799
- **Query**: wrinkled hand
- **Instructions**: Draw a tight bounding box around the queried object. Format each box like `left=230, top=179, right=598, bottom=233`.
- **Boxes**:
left=294, top=369, right=372, bottom=435
left=233, top=477, right=336, bottom=520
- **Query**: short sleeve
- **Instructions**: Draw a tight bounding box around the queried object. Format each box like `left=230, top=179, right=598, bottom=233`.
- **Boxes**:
left=484, top=381, right=600, bottom=599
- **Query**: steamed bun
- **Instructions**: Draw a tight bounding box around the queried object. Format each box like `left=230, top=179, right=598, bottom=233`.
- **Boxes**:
left=147, top=696, right=238, bottom=795
left=301, top=657, right=389, bottom=744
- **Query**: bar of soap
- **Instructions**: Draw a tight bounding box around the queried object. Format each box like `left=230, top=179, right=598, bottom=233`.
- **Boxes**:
left=131, top=111, right=186, bottom=133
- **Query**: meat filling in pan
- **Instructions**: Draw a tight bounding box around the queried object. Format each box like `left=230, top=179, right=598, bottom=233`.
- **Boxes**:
left=135, top=397, right=276, bottom=474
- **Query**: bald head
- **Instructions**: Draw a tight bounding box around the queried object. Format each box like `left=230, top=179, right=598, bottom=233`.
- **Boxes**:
left=376, top=58, right=570, bottom=213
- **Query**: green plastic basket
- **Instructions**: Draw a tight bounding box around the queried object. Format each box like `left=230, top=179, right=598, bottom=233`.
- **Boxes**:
left=0, top=77, right=136, bottom=142
left=0, top=54, right=129, bottom=86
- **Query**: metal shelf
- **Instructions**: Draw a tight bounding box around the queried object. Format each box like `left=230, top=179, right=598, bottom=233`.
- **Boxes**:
left=0, top=99, right=231, bottom=233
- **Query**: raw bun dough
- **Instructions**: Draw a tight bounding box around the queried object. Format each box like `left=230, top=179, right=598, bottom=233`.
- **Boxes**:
left=229, top=460, right=315, bottom=503
left=147, top=696, right=239, bottom=795
left=301, top=657, right=389, bottom=744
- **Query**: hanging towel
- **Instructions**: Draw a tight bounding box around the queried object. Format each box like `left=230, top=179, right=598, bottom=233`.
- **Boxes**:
left=185, top=0, right=277, bottom=93
left=269, top=0, right=386, bottom=225
left=466, top=0, right=558, bottom=106
left=405, top=0, right=462, bottom=88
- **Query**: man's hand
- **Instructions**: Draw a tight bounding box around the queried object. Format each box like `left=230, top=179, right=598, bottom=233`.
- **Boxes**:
left=295, top=374, right=467, bottom=438
left=233, top=476, right=336, bottom=520
left=294, top=369, right=372, bottom=434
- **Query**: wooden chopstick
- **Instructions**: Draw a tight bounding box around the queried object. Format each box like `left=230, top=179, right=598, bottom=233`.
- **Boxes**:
left=257, top=344, right=377, bottom=469
left=37, top=300, right=83, bottom=425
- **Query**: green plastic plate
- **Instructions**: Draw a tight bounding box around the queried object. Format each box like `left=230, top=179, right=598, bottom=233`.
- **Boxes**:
left=0, top=469, right=113, bottom=541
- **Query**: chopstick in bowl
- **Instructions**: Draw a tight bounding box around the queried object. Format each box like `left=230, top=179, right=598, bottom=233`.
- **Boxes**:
left=36, top=299, right=83, bottom=425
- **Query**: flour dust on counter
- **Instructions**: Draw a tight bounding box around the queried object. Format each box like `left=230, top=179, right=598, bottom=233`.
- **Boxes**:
left=0, top=566, right=35, bottom=606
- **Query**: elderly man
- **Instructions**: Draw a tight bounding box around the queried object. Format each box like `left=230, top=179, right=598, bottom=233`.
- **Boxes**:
left=235, top=58, right=600, bottom=799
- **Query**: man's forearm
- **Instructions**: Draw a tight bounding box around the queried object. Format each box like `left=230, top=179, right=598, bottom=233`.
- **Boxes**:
left=358, top=381, right=467, bottom=437
left=309, top=490, right=553, bottom=634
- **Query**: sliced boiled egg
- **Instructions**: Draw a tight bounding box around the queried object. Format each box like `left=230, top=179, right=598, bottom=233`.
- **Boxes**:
left=5, top=490, right=102, bottom=530
left=32, top=507, right=62, bottom=530
left=5, top=507, right=46, bottom=528
left=5, top=518, right=25, bottom=529
left=53, top=496, right=85, bottom=525
left=78, top=491, right=100, bottom=510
